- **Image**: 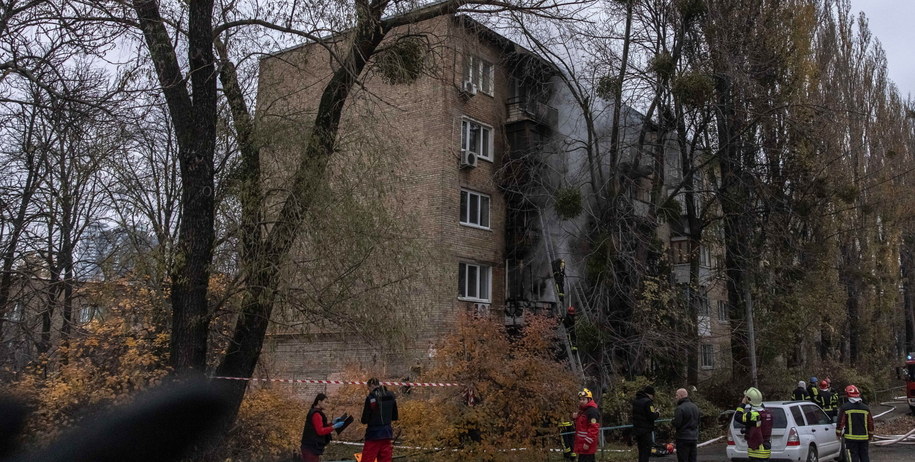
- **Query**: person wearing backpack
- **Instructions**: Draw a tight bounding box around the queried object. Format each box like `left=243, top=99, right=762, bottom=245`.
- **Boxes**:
left=735, top=387, right=772, bottom=461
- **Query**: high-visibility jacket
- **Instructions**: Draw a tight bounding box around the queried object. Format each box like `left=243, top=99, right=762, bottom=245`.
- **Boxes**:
left=836, top=401, right=874, bottom=441
left=735, top=405, right=772, bottom=460
left=815, top=388, right=838, bottom=414
left=807, top=386, right=820, bottom=404
left=574, top=400, right=600, bottom=455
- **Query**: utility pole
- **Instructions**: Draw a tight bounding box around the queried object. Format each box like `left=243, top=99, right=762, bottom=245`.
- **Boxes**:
left=744, top=283, right=758, bottom=387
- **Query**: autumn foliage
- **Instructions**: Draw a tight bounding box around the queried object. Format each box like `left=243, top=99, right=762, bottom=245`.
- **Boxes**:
left=6, top=280, right=170, bottom=442
left=394, top=313, right=580, bottom=461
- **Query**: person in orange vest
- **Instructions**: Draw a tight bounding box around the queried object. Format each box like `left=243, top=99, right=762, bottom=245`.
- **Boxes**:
left=836, top=385, right=874, bottom=462
left=573, top=388, right=601, bottom=462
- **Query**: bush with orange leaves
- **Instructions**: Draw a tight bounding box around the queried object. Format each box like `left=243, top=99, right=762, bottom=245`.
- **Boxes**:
left=394, top=313, right=580, bottom=461
left=6, top=279, right=171, bottom=444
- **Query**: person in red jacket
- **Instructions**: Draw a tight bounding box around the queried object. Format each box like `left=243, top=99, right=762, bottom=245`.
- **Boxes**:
left=573, top=388, right=601, bottom=462
left=300, top=393, right=345, bottom=462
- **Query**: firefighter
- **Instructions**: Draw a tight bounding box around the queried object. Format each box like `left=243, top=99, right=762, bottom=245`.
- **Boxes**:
left=791, top=380, right=809, bottom=401
left=632, top=385, right=660, bottom=462
left=815, top=379, right=838, bottom=420
left=563, top=306, right=578, bottom=351
left=807, top=376, right=820, bottom=404
left=836, top=385, right=875, bottom=462
left=735, top=387, right=773, bottom=461
left=573, top=388, right=601, bottom=462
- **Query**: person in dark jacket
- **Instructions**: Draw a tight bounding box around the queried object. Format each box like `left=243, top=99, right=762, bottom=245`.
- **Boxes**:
left=562, top=306, right=578, bottom=351
left=671, top=388, right=700, bottom=462
left=300, top=394, right=344, bottom=462
left=360, top=377, right=399, bottom=462
left=836, top=385, right=874, bottom=462
left=814, top=380, right=838, bottom=421
left=807, top=376, right=820, bottom=404
left=572, top=388, right=601, bottom=462
left=632, top=385, right=660, bottom=462
left=791, top=380, right=809, bottom=401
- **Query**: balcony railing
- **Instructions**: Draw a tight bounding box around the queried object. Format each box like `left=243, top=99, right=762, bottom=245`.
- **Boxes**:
left=506, top=96, right=558, bottom=128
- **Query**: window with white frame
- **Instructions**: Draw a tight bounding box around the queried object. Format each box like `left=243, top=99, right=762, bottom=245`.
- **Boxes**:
left=458, top=262, right=491, bottom=302
left=460, top=189, right=490, bottom=229
left=700, top=344, right=715, bottom=369
left=463, top=55, right=494, bottom=95
left=461, top=118, right=493, bottom=161
left=717, top=300, right=728, bottom=322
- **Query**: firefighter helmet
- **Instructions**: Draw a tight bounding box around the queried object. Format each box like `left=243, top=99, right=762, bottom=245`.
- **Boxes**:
left=578, top=388, right=592, bottom=399
left=819, top=380, right=829, bottom=390
left=809, top=376, right=818, bottom=384
left=845, top=384, right=861, bottom=398
left=744, top=387, right=763, bottom=406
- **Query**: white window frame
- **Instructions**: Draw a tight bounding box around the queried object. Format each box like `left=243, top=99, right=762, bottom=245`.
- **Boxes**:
left=700, top=344, right=715, bottom=369
left=464, top=55, right=494, bottom=95
left=458, top=262, right=491, bottom=302
left=460, top=189, right=491, bottom=229
left=461, top=118, right=493, bottom=162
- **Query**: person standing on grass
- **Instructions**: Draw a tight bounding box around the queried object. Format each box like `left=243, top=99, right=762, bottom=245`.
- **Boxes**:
left=300, top=393, right=344, bottom=462
left=632, top=385, right=660, bottom=462
left=573, top=388, right=601, bottom=462
left=360, top=377, right=399, bottom=462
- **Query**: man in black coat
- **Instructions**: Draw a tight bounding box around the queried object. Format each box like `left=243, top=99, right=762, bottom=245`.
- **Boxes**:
left=671, top=388, right=700, bottom=462
left=632, top=385, right=660, bottom=462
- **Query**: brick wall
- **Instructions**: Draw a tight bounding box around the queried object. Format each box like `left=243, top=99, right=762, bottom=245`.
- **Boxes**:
left=256, top=14, right=512, bottom=381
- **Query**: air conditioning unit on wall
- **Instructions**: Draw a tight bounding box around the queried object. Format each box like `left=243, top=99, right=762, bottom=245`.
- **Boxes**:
left=462, top=80, right=478, bottom=96
left=473, top=303, right=490, bottom=316
left=461, top=151, right=478, bottom=168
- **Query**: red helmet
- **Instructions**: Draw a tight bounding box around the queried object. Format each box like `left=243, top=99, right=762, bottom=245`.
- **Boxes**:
left=819, top=380, right=829, bottom=390
left=845, top=384, right=860, bottom=398
left=567, top=306, right=576, bottom=314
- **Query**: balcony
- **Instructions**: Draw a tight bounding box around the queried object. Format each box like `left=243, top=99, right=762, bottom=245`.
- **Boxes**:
left=506, top=96, right=558, bottom=128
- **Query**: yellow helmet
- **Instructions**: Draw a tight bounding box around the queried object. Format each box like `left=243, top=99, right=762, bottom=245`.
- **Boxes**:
left=578, top=388, right=593, bottom=399
left=744, top=387, right=763, bottom=406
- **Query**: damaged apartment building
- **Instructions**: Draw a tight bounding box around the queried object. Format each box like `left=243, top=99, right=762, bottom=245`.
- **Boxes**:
left=255, top=11, right=731, bottom=385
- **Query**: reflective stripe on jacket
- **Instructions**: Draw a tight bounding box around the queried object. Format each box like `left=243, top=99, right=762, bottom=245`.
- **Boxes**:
left=837, top=401, right=874, bottom=441
left=735, top=405, right=772, bottom=460
left=574, top=400, right=600, bottom=455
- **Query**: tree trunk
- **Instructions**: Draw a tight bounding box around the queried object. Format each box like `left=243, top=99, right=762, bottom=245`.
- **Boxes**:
left=133, top=0, right=218, bottom=373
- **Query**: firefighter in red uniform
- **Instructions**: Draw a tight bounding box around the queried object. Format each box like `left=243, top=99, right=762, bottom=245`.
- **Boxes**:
left=573, top=388, right=601, bottom=462
left=836, top=384, right=875, bottom=462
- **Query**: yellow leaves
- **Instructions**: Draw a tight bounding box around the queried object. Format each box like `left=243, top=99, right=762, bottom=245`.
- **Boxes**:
left=393, top=312, right=579, bottom=460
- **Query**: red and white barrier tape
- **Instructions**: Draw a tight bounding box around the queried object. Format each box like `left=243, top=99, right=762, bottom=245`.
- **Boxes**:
left=209, top=376, right=462, bottom=387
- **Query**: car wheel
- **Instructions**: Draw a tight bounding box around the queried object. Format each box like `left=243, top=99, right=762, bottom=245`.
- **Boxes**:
left=806, top=444, right=818, bottom=462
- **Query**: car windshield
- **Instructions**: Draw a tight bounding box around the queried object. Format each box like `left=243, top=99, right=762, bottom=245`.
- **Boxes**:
left=732, top=406, right=787, bottom=429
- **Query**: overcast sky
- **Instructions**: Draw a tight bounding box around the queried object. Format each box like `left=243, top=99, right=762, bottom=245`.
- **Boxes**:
left=850, top=0, right=914, bottom=98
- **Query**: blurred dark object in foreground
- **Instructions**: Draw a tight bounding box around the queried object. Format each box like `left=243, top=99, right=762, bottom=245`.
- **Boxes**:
left=2, top=378, right=233, bottom=462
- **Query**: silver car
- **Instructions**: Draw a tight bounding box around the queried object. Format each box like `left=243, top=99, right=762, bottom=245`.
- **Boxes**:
left=726, top=401, right=845, bottom=462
